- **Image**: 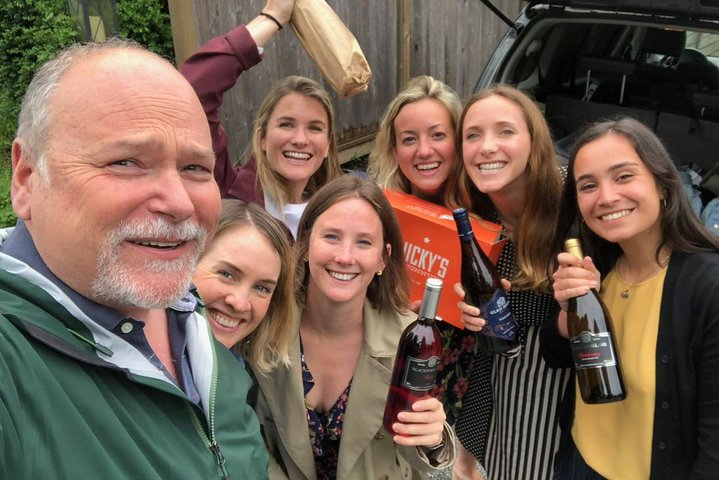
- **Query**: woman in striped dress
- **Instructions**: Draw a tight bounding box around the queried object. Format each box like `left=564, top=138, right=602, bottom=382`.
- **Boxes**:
left=448, top=85, right=572, bottom=479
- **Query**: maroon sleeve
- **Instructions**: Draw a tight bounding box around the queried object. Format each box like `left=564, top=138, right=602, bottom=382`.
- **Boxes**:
left=180, top=25, right=263, bottom=198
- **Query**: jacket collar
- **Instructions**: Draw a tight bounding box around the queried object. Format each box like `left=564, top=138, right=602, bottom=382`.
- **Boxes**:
left=0, top=251, right=218, bottom=410
left=336, top=301, right=409, bottom=477
left=256, top=299, right=412, bottom=479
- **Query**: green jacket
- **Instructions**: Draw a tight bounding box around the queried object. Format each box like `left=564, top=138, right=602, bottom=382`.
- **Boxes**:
left=0, top=253, right=268, bottom=479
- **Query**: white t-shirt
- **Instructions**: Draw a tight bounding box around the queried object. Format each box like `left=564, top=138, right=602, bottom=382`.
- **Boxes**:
left=264, top=193, right=306, bottom=240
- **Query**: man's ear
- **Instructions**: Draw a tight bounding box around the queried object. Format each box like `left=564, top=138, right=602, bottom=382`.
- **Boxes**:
left=11, top=139, right=34, bottom=220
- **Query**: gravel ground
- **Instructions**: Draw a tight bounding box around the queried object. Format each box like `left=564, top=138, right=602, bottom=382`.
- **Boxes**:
left=429, top=463, right=486, bottom=480
left=429, top=464, right=453, bottom=480
left=427, top=439, right=487, bottom=480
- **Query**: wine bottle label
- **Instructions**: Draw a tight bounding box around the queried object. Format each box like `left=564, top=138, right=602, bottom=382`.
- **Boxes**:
left=401, top=355, right=441, bottom=391
left=569, top=331, right=618, bottom=369
left=480, top=290, right=517, bottom=340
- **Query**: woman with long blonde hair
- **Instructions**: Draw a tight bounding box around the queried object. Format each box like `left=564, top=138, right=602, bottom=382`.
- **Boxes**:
left=181, top=0, right=342, bottom=238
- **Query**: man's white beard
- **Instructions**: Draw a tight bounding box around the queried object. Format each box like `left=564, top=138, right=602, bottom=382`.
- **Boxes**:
left=90, top=218, right=208, bottom=310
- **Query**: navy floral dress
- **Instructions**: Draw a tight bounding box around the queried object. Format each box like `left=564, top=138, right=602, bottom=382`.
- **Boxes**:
left=301, top=342, right=351, bottom=480
left=432, top=321, right=479, bottom=425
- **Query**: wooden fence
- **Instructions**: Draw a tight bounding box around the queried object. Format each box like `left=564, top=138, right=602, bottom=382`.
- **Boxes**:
left=169, top=0, right=523, bottom=163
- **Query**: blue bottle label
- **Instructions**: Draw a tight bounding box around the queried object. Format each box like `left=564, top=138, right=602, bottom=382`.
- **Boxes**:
left=401, top=355, right=441, bottom=391
left=480, top=290, right=517, bottom=340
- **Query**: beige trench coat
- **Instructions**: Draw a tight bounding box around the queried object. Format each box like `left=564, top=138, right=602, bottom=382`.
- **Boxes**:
left=254, top=300, right=456, bottom=480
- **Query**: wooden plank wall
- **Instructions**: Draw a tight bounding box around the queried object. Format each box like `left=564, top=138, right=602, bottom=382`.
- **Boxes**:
left=410, top=0, right=522, bottom=96
left=176, top=0, right=522, bottom=163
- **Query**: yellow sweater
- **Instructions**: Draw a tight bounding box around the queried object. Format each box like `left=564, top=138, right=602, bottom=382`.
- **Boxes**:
left=573, top=266, right=667, bottom=479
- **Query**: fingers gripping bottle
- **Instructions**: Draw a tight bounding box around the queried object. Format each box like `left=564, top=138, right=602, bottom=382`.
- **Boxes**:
left=453, top=208, right=519, bottom=354
left=383, top=278, right=443, bottom=435
left=565, top=238, right=626, bottom=404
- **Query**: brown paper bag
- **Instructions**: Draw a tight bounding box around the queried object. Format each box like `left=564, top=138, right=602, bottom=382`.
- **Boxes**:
left=290, top=0, right=372, bottom=98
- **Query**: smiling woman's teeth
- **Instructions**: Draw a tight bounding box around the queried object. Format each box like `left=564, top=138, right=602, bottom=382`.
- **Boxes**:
left=284, top=151, right=311, bottom=160
left=329, top=271, right=358, bottom=281
left=210, top=310, right=240, bottom=328
left=479, top=162, right=505, bottom=171
left=602, top=210, right=631, bottom=221
left=416, top=162, right=440, bottom=171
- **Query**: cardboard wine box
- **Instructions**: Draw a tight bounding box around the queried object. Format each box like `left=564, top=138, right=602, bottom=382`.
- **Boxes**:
left=384, top=189, right=506, bottom=329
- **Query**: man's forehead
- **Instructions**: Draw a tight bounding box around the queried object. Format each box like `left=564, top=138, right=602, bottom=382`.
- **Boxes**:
left=53, top=50, right=202, bottom=121
left=55, top=48, right=187, bottom=102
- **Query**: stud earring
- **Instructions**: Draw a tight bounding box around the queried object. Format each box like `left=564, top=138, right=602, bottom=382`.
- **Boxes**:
left=376, top=270, right=383, bottom=276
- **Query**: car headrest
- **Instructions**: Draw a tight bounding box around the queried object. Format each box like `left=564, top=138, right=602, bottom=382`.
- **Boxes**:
left=578, top=56, right=637, bottom=76
left=640, top=28, right=686, bottom=57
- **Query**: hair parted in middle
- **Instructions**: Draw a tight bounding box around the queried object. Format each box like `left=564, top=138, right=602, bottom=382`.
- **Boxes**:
left=210, top=199, right=296, bottom=373
left=553, top=117, right=719, bottom=275
left=367, top=75, right=463, bottom=204
left=293, top=175, right=411, bottom=313
left=451, top=84, right=563, bottom=292
left=251, top=75, right=343, bottom=207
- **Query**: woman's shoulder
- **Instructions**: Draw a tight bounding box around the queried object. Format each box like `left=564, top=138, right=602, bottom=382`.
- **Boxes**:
left=673, top=250, right=719, bottom=273
left=667, top=251, right=719, bottom=298
left=363, top=302, right=415, bottom=354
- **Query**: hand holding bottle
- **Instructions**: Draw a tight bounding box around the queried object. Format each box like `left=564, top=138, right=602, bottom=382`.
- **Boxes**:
left=552, top=252, right=601, bottom=338
left=384, top=279, right=443, bottom=435
left=389, top=397, right=446, bottom=448
left=452, top=208, right=519, bottom=354
left=454, top=279, right=511, bottom=332
left=558, top=239, right=626, bottom=404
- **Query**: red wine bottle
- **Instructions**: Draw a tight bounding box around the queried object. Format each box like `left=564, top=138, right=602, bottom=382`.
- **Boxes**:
left=383, top=278, right=443, bottom=435
left=453, top=208, right=519, bottom=355
left=565, top=238, right=626, bottom=404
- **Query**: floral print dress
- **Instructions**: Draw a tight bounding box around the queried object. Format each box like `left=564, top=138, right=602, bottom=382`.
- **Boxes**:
left=301, top=342, right=352, bottom=480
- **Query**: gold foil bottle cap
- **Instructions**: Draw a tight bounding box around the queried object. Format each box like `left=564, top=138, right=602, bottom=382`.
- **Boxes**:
left=564, top=238, right=584, bottom=260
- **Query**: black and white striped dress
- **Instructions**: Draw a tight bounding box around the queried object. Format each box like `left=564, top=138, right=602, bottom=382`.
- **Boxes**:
left=455, top=234, right=572, bottom=480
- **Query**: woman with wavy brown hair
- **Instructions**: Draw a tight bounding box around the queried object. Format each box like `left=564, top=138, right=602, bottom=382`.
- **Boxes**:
left=449, top=85, right=571, bottom=480
left=253, top=176, right=456, bottom=479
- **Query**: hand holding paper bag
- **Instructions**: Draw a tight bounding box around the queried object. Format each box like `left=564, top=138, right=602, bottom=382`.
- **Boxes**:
left=290, top=0, right=372, bottom=98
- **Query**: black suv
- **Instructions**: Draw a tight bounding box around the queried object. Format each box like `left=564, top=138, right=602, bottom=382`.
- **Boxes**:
left=476, top=0, right=719, bottom=227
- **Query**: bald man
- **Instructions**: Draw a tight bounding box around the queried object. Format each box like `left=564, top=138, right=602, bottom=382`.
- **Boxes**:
left=0, top=40, right=267, bottom=478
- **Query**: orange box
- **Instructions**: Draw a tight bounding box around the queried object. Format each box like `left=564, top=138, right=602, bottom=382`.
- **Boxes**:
left=384, top=190, right=505, bottom=329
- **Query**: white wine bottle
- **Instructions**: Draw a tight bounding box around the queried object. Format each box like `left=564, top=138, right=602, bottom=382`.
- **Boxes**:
left=565, top=238, right=626, bottom=404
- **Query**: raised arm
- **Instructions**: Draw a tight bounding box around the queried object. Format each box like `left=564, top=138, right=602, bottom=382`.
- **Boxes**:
left=180, top=0, right=294, bottom=196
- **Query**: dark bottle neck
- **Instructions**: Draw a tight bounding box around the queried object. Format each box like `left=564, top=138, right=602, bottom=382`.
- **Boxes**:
left=455, top=217, right=476, bottom=243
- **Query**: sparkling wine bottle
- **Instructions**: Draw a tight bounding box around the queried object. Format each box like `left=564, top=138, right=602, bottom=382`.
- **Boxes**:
left=453, top=208, right=519, bottom=354
left=565, top=238, right=626, bottom=404
left=383, top=278, right=443, bottom=435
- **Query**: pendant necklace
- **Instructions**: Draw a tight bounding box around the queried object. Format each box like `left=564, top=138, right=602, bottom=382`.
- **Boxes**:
left=619, top=252, right=671, bottom=299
